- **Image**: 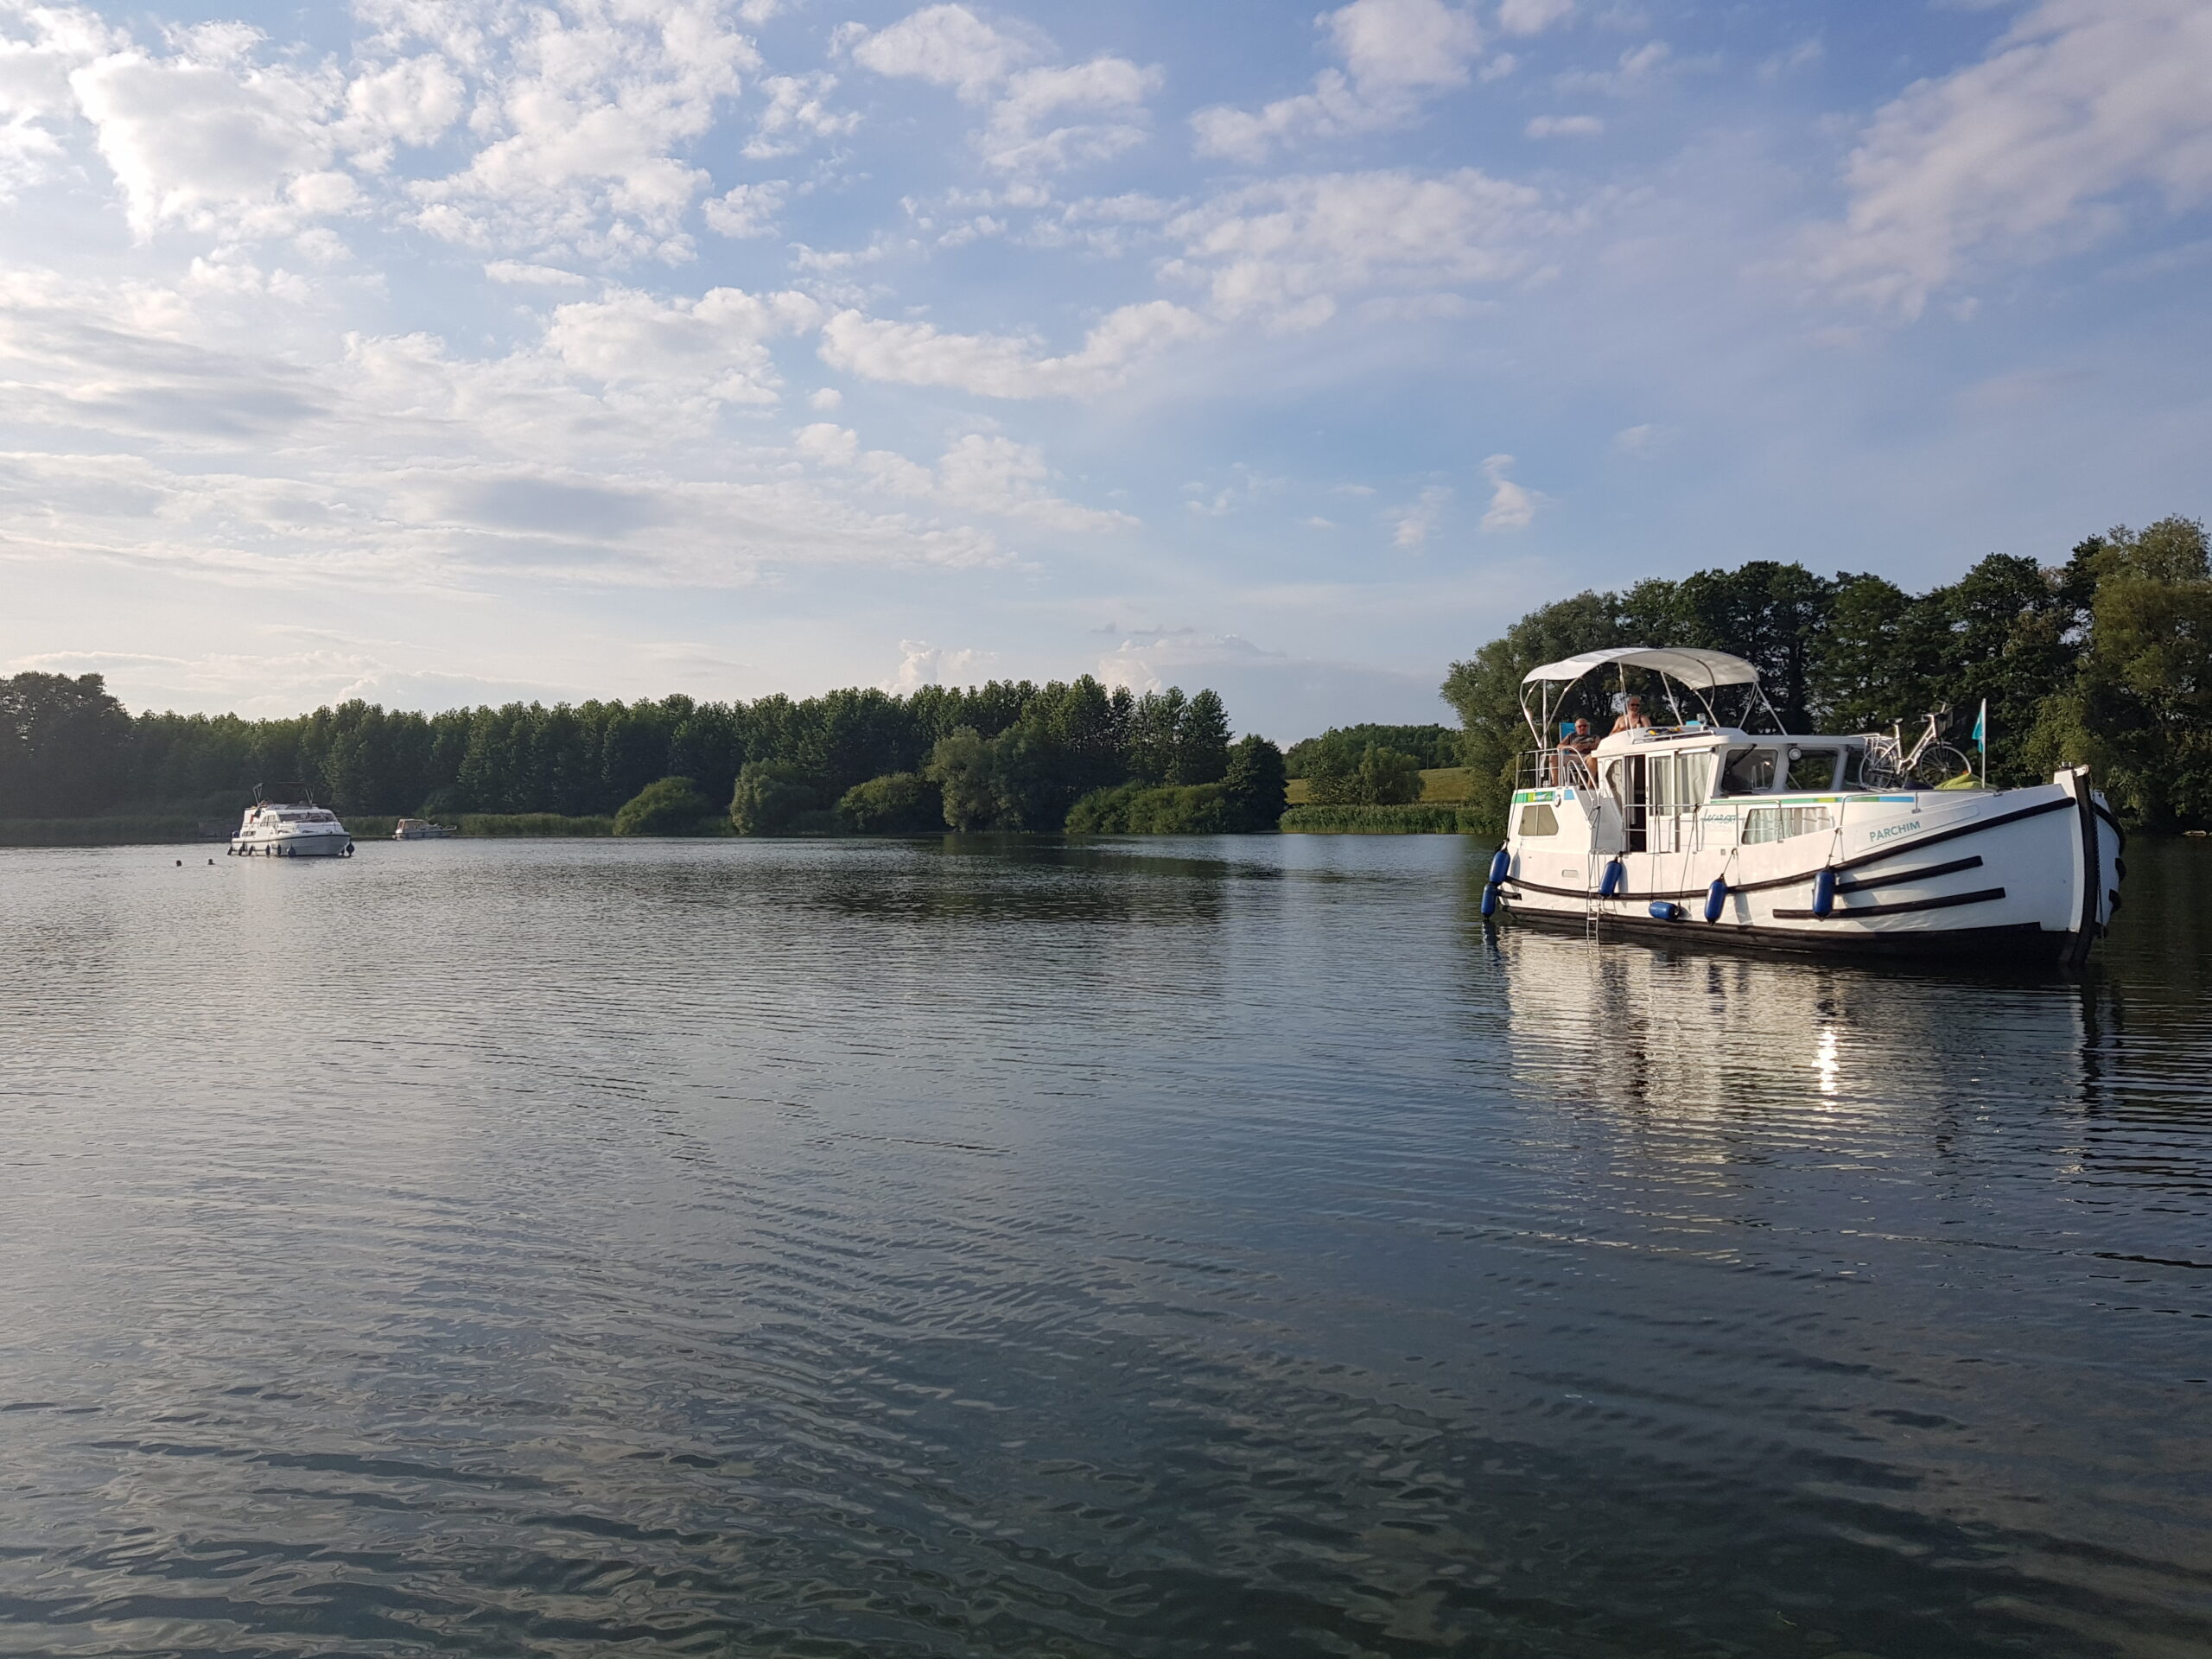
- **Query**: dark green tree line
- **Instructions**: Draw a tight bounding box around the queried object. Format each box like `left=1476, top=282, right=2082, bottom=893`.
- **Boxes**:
left=0, top=670, right=1285, bottom=836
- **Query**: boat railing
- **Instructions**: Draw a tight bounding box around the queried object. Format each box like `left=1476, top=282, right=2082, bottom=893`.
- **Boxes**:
left=1518, top=749, right=1598, bottom=792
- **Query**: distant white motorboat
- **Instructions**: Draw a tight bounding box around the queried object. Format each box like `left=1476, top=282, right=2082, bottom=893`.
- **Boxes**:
left=393, top=818, right=457, bottom=840
left=229, top=785, right=353, bottom=858
left=1484, top=646, right=2123, bottom=965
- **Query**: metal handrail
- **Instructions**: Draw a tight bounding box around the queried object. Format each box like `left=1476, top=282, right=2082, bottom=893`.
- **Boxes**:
left=1519, top=749, right=1598, bottom=791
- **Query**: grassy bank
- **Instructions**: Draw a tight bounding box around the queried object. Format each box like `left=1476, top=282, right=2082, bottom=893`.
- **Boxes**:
left=1284, top=766, right=1473, bottom=807
left=1279, top=804, right=1484, bottom=835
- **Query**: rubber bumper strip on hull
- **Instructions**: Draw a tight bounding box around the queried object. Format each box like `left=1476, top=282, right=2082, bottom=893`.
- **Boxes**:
left=1771, top=885, right=2007, bottom=920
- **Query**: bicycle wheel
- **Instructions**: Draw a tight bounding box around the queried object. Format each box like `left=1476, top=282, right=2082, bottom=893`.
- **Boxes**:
left=1909, top=743, right=1976, bottom=790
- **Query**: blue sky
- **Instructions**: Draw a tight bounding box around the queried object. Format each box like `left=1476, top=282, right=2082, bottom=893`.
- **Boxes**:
left=0, top=0, right=2206, bottom=737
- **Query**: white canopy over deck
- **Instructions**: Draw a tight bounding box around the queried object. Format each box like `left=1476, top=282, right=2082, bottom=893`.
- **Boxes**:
left=1521, top=645, right=1783, bottom=741
left=1522, top=646, right=1761, bottom=690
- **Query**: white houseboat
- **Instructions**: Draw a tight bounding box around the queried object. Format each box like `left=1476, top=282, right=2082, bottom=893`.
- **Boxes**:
left=229, top=787, right=353, bottom=857
left=1484, top=647, right=2123, bottom=965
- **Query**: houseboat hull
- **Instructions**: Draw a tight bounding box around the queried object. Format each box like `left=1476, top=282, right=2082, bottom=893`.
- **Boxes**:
left=1492, top=767, right=2120, bottom=968
left=230, top=834, right=353, bottom=856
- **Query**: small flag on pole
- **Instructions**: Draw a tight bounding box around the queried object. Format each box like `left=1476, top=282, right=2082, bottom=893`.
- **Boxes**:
left=1971, top=699, right=1986, bottom=752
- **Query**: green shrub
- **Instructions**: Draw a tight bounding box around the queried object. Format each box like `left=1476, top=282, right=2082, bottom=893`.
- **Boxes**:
left=1284, top=723, right=1463, bottom=776
left=1066, top=781, right=1229, bottom=833
left=1279, top=804, right=1480, bottom=834
left=1221, top=734, right=1287, bottom=828
left=614, top=777, right=718, bottom=836
left=728, top=760, right=817, bottom=836
left=1307, top=745, right=1425, bottom=805
left=837, top=772, right=944, bottom=833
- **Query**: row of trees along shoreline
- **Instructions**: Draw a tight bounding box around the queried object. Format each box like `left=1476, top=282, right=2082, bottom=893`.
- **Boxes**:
left=0, top=675, right=1288, bottom=837
left=3, top=514, right=2202, bottom=837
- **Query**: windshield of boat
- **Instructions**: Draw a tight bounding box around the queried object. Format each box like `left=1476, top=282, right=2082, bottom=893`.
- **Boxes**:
left=1719, top=747, right=1779, bottom=794
left=1785, top=748, right=1842, bottom=791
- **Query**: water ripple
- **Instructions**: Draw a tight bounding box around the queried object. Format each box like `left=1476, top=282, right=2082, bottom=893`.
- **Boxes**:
left=0, top=835, right=2207, bottom=1656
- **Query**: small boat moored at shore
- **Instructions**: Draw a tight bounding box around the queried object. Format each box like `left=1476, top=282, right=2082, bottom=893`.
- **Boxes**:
left=1488, top=646, right=2123, bottom=965
left=393, top=818, right=457, bottom=840
left=229, top=785, right=353, bottom=858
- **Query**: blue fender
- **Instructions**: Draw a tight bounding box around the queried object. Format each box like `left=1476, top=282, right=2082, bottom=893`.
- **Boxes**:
left=1649, top=901, right=1681, bottom=921
left=1486, top=848, right=1512, bottom=886
left=1812, top=868, right=1837, bottom=918
left=1599, top=860, right=1625, bottom=898
left=1480, top=883, right=1500, bottom=918
left=1704, top=877, right=1728, bottom=924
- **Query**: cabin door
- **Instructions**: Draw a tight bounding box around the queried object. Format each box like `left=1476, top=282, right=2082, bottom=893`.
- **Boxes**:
left=1649, top=754, right=1680, bottom=853
left=1606, top=758, right=1648, bottom=854
left=1650, top=750, right=1715, bottom=855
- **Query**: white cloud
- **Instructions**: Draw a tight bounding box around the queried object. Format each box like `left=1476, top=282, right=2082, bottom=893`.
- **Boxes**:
left=1613, top=422, right=1675, bottom=455
left=485, top=259, right=588, bottom=285
left=849, top=4, right=1031, bottom=101
left=818, top=300, right=1205, bottom=397
left=983, top=56, right=1160, bottom=172
left=1806, top=0, right=2212, bottom=317
left=702, top=180, right=785, bottom=237
left=543, top=285, right=820, bottom=409
left=1497, top=0, right=1573, bottom=36
left=1554, top=40, right=1671, bottom=96
left=1391, top=484, right=1449, bottom=548
left=1525, top=113, right=1602, bottom=137
left=1192, top=0, right=1484, bottom=162
left=0, top=2, right=124, bottom=198
left=887, top=638, right=997, bottom=690
left=744, top=73, right=856, bottom=157
left=934, top=432, right=1131, bottom=527
left=798, top=423, right=1132, bottom=530
left=1166, top=168, right=1561, bottom=328
left=1329, top=0, right=1484, bottom=90
left=1478, top=452, right=1541, bottom=531
left=398, top=0, right=761, bottom=263
left=70, top=41, right=345, bottom=238
left=337, top=54, right=463, bottom=170
left=849, top=12, right=1157, bottom=175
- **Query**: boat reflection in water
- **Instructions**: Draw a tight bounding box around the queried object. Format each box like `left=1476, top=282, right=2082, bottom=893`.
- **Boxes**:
left=1458, top=845, right=2209, bottom=1659
left=1477, top=908, right=2084, bottom=1115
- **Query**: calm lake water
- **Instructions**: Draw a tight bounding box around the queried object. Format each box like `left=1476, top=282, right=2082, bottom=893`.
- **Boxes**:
left=1, top=835, right=2207, bottom=1658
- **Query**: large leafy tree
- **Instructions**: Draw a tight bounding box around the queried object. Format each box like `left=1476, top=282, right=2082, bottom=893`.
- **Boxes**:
left=0, top=672, right=133, bottom=817
left=2031, top=518, right=2212, bottom=826
left=1171, top=689, right=1231, bottom=785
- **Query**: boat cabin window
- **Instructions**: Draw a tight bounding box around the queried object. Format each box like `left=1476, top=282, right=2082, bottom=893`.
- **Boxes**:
left=1785, top=748, right=1841, bottom=791
left=1719, top=747, right=1779, bottom=795
left=1518, top=804, right=1559, bottom=837
left=1744, top=804, right=1835, bottom=843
